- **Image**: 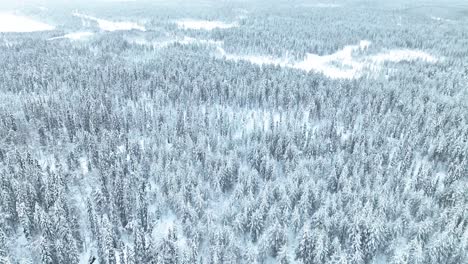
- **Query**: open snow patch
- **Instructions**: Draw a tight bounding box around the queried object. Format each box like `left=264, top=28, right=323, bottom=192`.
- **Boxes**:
left=73, top=12, right=145, bottom=31
left=49, top=32, right=94, bottom=41
left=216, top=40, right=437, bottom=79
left=132, top=36, right=223, bottom=49
left=293, top=40, right=371, bottom=79
left=430, top=16, right=454, bottom=23
left=217, top=46, right=290, bottom=67
left=369, top=49, right=437, bottom=64
left=79, top=157, right=89, bottom=175
left=175, top=19, right=238, bottom=30
left=152, top=213, right=177, bottom=238
left=302, top=3, right=342, bottom=8
left=0, top=13, right=54, bottom=32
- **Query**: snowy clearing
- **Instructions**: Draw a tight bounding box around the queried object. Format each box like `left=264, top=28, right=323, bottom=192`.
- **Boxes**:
left=0, top=13, right=54, bottom=33
left=48, top=32, right=94, bottom=41
left=216, top=40, right=437, bottom=79
left=175, top=19, right=238, bottom=30
left=132, top=36, right=223, bottom=49
left=294, top=40, right=371, bottom=79
left=217, top=46, right=290, bottom=67
left=302, top=3, right=342, bottom=8
left=369, top=49, right=437, bottom=64
left=73, top=12, right=145, bottom=31
left=430, top=16, right=454, bottom=23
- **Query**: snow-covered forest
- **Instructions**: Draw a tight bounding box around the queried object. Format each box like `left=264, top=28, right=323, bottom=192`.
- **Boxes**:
left=0, top=0, right=467, bottom=263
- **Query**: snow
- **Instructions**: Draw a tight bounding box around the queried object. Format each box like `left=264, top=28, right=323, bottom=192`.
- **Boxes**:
left=430, top=16, right=454, bottom=23
left=216, top=40, right=438, bottom=79
left=132, top=36, right=223, bottom=49
left=73, top=12, right=145, bottom=32
left=216, top=40, right=370, bottom=79
left=152, top=213, right=177, bottom=238
left=79, top=157, right=89, bottom=175
left=369, top=49, right=437, bottom=64
left=78, top=248, right=93, bottom=264
left=10, top=230, right=32, bottom=263
left=0, top=13, right=54, bottom=33
left=303, top=3, right=342, bottom=8
left=294, top=40, right=371, bottom=79
left=151, top=211, right=187, bottom=249
left=49, top=32, right=94, bottom=41
left=224, top=107, right=312, bottom=139
left=216, top=46, right=290, bottom=67
left=175, top=19, right=238, bottom=30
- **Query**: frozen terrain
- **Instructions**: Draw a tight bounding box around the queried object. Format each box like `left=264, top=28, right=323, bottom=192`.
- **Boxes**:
left=369, top=49, right=437, bottom=64
left=430, top=16, right=454, bottom=23
left=49, top=32, right=94, bottom=41
left=175, top=19, right=238, bottom=30
left=1, top=1, right=466, bottom=264
left=0, top=13, right=54, bottom=32
left=73, top=12, right=145, bottom=31
left=302, top=3, right=342, bottom=8
left=132, top=36, right=223, bottom=49
left=216, top=40, right=437, bottom=79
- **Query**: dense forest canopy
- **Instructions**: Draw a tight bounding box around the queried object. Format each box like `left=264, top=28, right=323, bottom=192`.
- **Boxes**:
left=0, top=0, right=467, bottom=263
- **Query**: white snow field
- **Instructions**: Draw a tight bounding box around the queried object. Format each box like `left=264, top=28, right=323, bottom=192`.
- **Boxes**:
left=216, top=40, right=437, bottom=79
left=0, top=13, right=54, bottom=33
left=48, top=32, right=94, bottom=41
left=175, top=19, right=238, bottom=30
left=73, top=12, right=145, bottom=31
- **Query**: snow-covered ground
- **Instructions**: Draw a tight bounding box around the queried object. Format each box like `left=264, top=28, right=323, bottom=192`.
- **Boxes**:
left=0, top=13, right=54, bottom=33
left=102, top=34, right=437, bottom=80
left=175, top=19, right=238, bottom=30
left=217, top=46, right=290, bottom=68
left=132, top=36, right=223, bottom=49
left=430, top=16, right=454, bottom=23
left=369, top=49, right=437, bottom=64
left=49, top=32, right=94, bottom=41
left=294, top=40, right=371, bottom=79
left=302, top=3, right=342, bottom=8
left=216, top=40, right=437, bottom=79
left=73, top=12, right=145, bottom=31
